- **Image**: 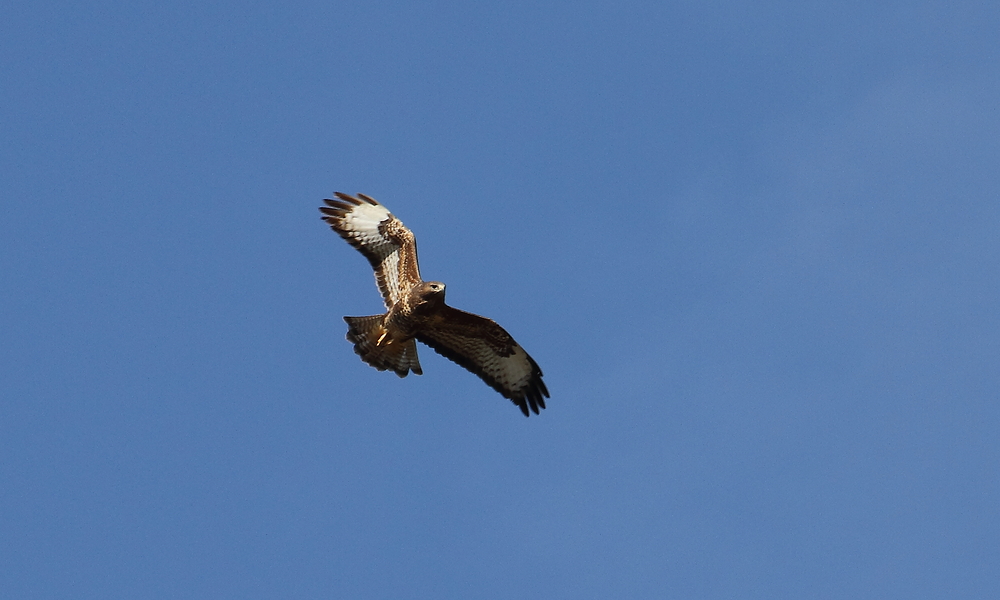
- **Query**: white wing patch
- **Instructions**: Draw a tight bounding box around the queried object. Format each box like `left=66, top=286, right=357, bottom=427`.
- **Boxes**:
left=336, top=200, right=392, bottom=250
left=320, top=193, right=417, bottom=308
left=336, top=200, right=400, bottom=306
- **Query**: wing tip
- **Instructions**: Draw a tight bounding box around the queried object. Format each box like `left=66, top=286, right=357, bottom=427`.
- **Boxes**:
left=330, top=192, right=380, bottom=206
left=320, top=192, right=380, bottom=218
left=517, top=354, right=549, bottom=417
left=516, top=400, right=530, bottom=417
left=517, top=376, right=549, bottom=417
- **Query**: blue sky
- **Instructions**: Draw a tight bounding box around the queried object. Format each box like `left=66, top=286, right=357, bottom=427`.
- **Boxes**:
left=2, top=1, right=999, bottom=598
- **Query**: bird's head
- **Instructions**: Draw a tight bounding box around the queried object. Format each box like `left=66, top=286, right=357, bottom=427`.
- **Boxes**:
left=412, top=281, right=446, bottom=310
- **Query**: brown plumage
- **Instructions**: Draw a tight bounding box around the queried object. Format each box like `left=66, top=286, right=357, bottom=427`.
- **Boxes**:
left=320, top=192, right=549, bottom=416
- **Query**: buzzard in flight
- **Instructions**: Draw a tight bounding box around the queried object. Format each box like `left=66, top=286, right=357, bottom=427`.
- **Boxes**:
left=320, top=192, right=549, bottom=416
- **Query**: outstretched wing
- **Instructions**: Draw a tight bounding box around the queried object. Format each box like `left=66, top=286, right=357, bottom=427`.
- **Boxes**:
left=415, top=306, right=549, bottom=417
left=320, top=193, right=421, bottom=308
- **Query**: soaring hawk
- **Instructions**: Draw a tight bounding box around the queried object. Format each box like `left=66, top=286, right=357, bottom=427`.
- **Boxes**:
left=320, top=192, right=549, bottom=416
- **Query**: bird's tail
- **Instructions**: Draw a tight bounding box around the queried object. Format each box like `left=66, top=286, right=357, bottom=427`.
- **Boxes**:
left=343, top=315, right=423, bottom=377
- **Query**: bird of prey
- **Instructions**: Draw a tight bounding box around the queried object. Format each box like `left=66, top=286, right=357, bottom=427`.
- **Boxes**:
left=320, top=192, right=549, bottom=416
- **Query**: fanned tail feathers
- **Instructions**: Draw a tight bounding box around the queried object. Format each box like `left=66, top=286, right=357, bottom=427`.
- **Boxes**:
left=344, top=315, right=422, bottom=377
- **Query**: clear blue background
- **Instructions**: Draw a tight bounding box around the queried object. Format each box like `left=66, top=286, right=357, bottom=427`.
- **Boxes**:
left=3, top=1, right=998, bottom=598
